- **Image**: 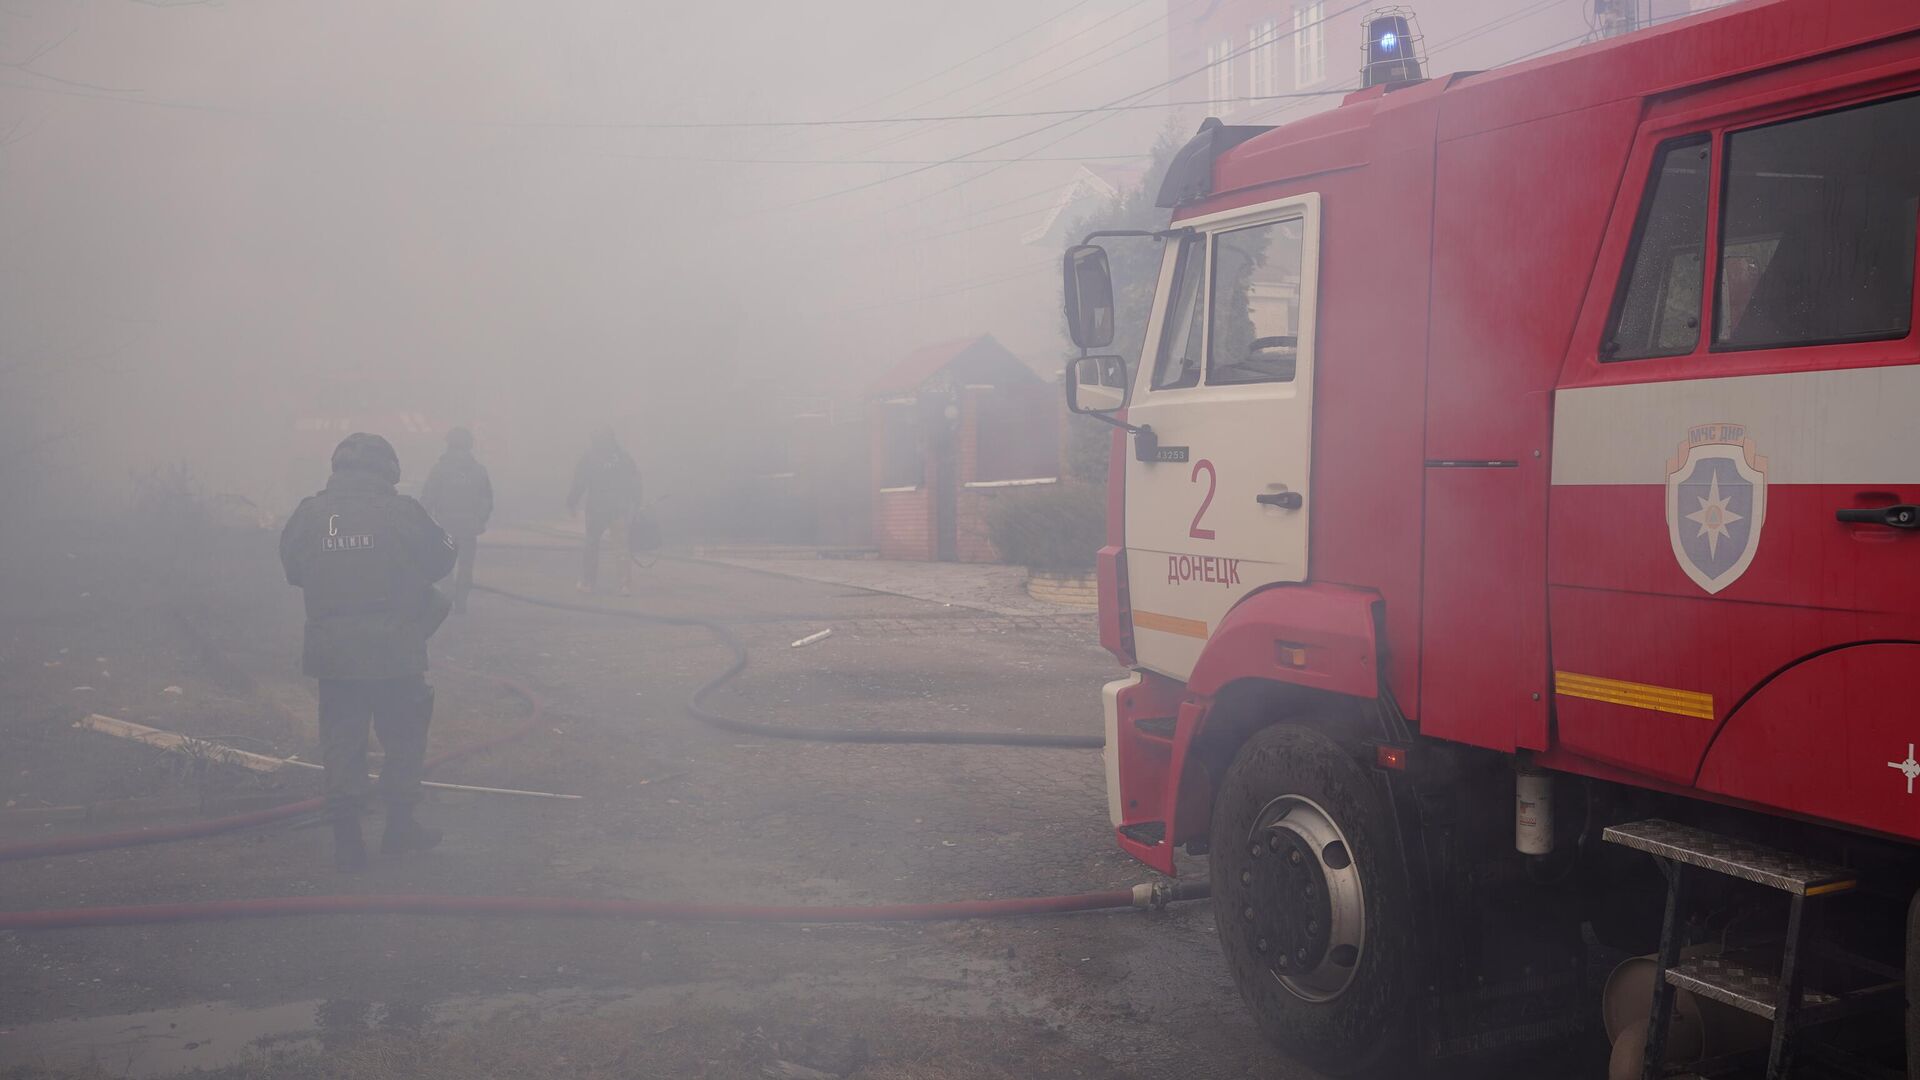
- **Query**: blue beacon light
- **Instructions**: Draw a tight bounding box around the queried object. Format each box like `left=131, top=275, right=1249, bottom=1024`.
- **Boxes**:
left=1379, top=30, right=1398, bottom=52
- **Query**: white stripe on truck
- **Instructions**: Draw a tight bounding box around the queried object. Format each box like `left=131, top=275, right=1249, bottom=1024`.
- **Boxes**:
left=1552, top=365, right=1920, bottom=486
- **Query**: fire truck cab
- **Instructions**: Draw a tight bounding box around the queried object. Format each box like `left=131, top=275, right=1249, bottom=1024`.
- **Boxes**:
left=1064, top=1, right=1920, bottom=1073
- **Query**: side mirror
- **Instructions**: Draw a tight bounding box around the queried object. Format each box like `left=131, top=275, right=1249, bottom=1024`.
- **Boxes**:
left=1063, top=244, right=1116, bottom=350
left=1066, top=355, right=1130, bottom=415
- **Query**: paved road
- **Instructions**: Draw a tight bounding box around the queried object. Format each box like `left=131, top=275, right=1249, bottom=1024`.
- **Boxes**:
left=0, top=537, right=1304, bottom=1078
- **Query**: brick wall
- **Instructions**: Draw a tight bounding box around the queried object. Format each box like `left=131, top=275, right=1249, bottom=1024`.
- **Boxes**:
left=869, top=387, right=1057, bottom=564
left=953, top=389, right=999, bottom=564
left=875, top=488, right=935, bottom=561
left=872, top=414, right=935, bottom=560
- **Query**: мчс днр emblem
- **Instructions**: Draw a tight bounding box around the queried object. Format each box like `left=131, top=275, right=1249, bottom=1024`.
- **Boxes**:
left=1664, top=423, right=1767, bottom=595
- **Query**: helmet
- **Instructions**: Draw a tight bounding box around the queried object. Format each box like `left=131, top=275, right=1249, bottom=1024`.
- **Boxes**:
left=330, top=432, right=401, bottom=485
left=445, top=426, right=474, bottom=452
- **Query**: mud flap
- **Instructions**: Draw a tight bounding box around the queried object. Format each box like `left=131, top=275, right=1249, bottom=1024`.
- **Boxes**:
left=1908, top=888, right=1918, bottom=1077
left=1386, top=747, right=1589, bottom=1064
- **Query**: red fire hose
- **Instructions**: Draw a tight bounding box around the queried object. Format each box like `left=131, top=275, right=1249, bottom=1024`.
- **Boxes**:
left=0, top=563, right=1173, bottom=931
left=0, top=673, right=547, bottom=864
left=0, top=882, right=1211, bottom=932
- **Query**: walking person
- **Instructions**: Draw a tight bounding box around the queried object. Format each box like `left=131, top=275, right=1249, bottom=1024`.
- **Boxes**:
left=420, top=426, right=494, bottom=614
left=567, top=428, right=642, bottom=595
left=280, top=433, right=457, bottom=870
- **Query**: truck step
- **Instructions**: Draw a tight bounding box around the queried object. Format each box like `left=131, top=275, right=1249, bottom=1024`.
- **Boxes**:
left=1666, top=955, right=1838, bottom=1021
left=1601, top=819, right=1856, bottom=896
left=1604, top=819, right=1888, bottom=1078
left=1667, top=954, right=1901, bottom=1027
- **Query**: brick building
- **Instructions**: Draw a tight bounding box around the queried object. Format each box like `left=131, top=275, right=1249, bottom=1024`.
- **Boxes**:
left=688, top=392, right=873, bottom=549
left=869, top=336, right=1060, bottom=563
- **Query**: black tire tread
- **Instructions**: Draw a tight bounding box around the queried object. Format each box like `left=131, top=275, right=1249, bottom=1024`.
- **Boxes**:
left=1208, top=721, right=1415, bottom=1077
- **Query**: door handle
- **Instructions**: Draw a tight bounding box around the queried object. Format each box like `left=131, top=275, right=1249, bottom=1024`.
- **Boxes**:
left=1256, top=491, right=1304, bottom=510
left=1837, top=504, right=1920, bottom=529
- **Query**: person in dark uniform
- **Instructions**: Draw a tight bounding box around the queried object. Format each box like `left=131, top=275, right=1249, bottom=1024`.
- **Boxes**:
left=280, top=433, right=457, bottom=870
left=420, top=426, right=494, bottom=614
left=566, top=428, right=642, bottom=595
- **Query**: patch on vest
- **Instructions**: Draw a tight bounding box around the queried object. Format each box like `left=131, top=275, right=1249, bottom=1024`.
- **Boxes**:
left=324, top=512, right=373, bottom=551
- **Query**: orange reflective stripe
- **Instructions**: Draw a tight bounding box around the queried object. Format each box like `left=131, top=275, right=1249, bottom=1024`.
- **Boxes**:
left=1554, top=671, right=1715, bottom=721
left=1131, top=609, right=1209, bottom=639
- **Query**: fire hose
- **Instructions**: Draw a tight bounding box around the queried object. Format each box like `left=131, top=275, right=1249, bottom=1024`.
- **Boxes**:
left=0, top=565, right=1200, bottom=927
left=0, top=882, right=1210, bottom=932
left=0, top=673, right=547, bottom=863
left=469, top=582, right=1105, bottom=749
left=2, top=575, right=1094, bottom=866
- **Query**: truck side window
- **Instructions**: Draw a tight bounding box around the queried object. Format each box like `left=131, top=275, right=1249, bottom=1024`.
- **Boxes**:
left=1207, top=217, right=1305, bottom=385
left=1603, top=135, right=1709, bottom=361
left=1151, top=234, right=1207, bottom=390
left=1714, top=92, right=1920, bottom=351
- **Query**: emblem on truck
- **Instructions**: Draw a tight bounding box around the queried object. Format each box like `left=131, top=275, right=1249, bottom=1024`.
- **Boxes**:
left=1891, top=744, right=1920, bottom=796
left=1664, top=423, right=1767, bottom=595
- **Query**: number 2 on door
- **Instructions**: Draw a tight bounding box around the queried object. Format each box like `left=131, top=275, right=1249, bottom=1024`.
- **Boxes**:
left=1189, top=459, right=1217, bottom=540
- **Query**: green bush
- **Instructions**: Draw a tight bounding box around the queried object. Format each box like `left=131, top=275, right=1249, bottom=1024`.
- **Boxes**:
left=984, top=480, right=1105, bottom=572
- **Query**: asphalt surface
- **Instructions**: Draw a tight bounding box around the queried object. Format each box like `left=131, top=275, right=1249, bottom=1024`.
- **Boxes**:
left=0, top=532, right=1304, bottom=1078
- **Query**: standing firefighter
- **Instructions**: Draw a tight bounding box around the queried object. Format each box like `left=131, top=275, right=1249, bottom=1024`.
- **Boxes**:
left=420, top=426, right=494, bottom=614
left=567, top=428, right=641, bottom=595
left=280, top=433, right=456, bottom=870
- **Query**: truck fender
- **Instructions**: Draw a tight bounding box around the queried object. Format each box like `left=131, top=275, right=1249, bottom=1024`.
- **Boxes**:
left=1185, top=582, right=1383, bottom=699
left=1158, top=584, right=1384, bottom=858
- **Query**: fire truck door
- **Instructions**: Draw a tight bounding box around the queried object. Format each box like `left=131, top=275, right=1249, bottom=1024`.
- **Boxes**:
left=1549, top=95, right=1920, bottom=808
left=1123, top=195, right=1323, bottom=679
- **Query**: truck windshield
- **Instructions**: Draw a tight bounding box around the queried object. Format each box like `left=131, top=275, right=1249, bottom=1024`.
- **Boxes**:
left=1151, top=235, right=1207, bottom=390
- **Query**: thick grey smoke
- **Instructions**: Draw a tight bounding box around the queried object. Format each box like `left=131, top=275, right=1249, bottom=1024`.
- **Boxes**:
left=0, top=0, right=1162, bottom=514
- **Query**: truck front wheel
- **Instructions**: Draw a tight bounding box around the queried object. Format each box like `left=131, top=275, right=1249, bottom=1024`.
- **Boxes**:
left=1209, top=721, right=1414, bottom=1076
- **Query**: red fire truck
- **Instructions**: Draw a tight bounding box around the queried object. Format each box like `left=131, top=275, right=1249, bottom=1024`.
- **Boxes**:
left=1062, top=2, right=1920, bottom=1074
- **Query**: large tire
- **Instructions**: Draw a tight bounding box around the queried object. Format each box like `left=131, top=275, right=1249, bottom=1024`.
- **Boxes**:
left=1209, top=722, right=1415, bottom=1076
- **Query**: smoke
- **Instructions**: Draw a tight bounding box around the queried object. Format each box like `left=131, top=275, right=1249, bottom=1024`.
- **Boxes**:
left=0, top=0, right=1166, bottom=516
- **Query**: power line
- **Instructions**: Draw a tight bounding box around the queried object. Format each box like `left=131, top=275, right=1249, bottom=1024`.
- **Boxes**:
left=832, top=262, right=1057, bottom=315
left=492, top=92, right=1348, bottom=132
left=849, top=4, right=1170, bottom=160
left=1236, top=0, right=1583, bottom=125
left=857, top=2, right=1602, bottom=314
left=803, top=0, right=1590, bottom=256
left=780, top=0, right=1371, bottom=211
left=904, top=202, right=1058, bottom=243
left=845, top=2, right=1707, bottom=320
left=834, top=10, right=1174, bottom=224
left=833, top=0, right=1104, bottom=120
left=810, top=0, right=1120, bottom=162
left=898, top=107, right=1124, bottom=209
left=917, top=180, right=1066, bottom=226
left=599, top=151, right=1151, bottom=166
left=975, top=9, right=1169, bottom=111
left=0, top=74, right=1341, bottom=133
left=1426, top=0, right=1583, bottom=60
left=0, top=75, right=251, bottom=117
left=886, top=0, right=1153, bottom=117
left=881, top=69, right=1149, bottom=210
